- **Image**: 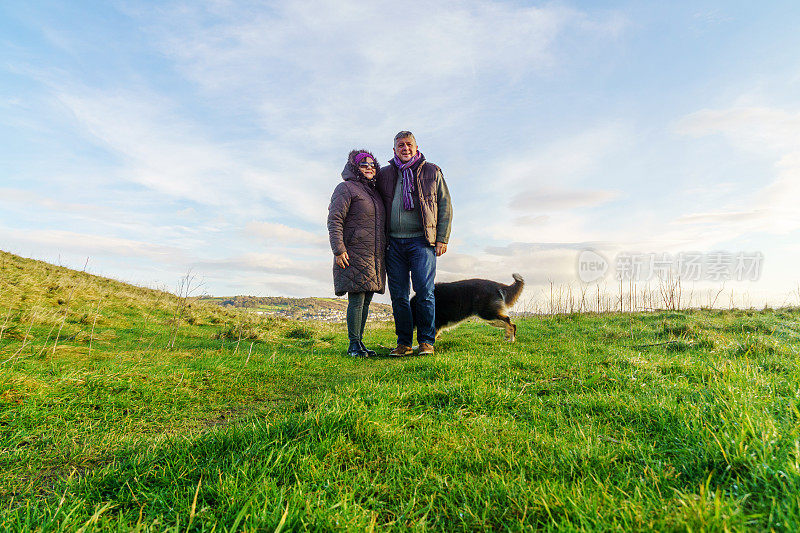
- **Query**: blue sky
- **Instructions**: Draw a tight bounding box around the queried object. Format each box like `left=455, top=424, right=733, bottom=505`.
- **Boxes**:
left=2, top=1, right=799, bottom=306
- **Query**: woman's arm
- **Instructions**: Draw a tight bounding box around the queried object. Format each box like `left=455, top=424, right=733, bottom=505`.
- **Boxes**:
left=327, top=183, right=351, bottom=266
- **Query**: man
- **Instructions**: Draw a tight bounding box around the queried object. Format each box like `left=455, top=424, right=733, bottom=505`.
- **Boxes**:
left=377, top=131, right=452, bottom=356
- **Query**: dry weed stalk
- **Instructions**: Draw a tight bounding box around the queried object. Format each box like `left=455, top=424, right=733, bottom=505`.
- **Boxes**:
left=51, top=258, right=88, bottom=356
left=52, top=284, right=78, bottom=356
left=36, top=313, right=61, bottom=358
left=657, top=271, right=682, bottom=311
left=0, top=308, right=11, bottom=343
left=579, top=284, right=588, bottom=313
left=233, top=326, right=243, bottom=356
left=705, top=284, right=726, bottom=309
left=88, top=301, right=100, bottom=358
left=4, top=308, right=38, bottom=364
left=234, top=342, right=255, bottom=380
left=514, top=277, right=760, bottom=317
left=140, top=285, right=167, bottom=341
left=597, top=283, right=601, bottom=313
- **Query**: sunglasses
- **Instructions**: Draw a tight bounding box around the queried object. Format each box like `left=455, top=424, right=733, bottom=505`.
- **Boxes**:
left=358, top=161, right=377, bottom=168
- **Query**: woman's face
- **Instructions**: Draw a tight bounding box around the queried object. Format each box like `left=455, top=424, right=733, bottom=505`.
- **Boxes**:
left=358, top=158, right=377, bottom=180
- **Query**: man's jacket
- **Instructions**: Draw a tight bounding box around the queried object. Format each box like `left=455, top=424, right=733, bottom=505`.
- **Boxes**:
left=376, top=158, right=452, bottom=246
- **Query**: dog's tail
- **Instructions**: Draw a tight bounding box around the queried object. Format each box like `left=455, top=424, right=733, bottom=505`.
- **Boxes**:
left=503, top=273, right=525, bottom=307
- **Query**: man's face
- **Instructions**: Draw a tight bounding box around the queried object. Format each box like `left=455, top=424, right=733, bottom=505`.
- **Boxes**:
left=394, top=136, right=418, bottom=163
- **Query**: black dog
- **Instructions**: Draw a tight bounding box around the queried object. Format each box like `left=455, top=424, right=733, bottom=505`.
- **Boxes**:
left=411, top=273, right=524, bottom=342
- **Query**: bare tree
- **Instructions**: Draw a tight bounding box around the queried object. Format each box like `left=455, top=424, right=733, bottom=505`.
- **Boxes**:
left=168, top=270, right=204, bottom=350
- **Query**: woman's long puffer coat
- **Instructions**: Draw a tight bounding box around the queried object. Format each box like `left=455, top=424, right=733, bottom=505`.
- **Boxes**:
left=327, top=152, right=386, bottom=296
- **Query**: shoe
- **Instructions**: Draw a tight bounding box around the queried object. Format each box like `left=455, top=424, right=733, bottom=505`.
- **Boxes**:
left=389, top=344, right=413, bottom=357
left=347, top=340, right=367, bottom=357
left=418, top=343, right=434, bottom=356
left=359, top=340, right=377, bottom=357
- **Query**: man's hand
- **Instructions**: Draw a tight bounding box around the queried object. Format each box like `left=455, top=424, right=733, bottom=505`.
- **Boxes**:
left=335, top=251, right=350, bottom=268
left=435, top=242, right=447, bottom=256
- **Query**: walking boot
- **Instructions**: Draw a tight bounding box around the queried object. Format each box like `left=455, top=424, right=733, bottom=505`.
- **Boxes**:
left=358, top=340, right=377, bottom=357
left=347, top=340, right=367, bottom=357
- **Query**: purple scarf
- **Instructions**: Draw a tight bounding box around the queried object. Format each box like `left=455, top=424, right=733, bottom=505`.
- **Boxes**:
left=392, top=151, right=423, bottom=210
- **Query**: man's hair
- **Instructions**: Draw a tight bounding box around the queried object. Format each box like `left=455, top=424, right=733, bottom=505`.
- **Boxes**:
left=394, top=131, right=416, bottom=145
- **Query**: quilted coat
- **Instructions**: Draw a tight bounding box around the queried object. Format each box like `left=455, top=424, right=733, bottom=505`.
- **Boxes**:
left=327, top=151, right=386, bottom=296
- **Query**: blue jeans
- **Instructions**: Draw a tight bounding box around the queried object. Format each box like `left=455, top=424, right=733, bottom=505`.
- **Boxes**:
left=386, top=236, right=436, bottom=346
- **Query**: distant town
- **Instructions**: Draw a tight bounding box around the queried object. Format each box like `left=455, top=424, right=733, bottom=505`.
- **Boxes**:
left=200, top=295, right=394, bottom=322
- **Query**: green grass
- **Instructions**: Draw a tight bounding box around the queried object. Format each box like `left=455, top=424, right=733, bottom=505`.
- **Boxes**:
left=2, top=250, right=800, bottom=531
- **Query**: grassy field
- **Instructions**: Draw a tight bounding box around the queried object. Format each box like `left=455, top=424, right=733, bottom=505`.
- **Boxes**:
left=1, top=250, right=800, bottom=531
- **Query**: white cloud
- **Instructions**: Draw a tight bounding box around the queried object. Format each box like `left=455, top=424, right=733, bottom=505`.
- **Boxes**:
left=512, top=215, right=551, bottom=227
left=675, top=107, right=800, bottom=155
left=53, top=87, right=334, bottom=224
left=0, top=188, right=114, bottom=216
left=56, top=89, right=243, bottom=206
left=452, top=123, right=630, bottom=247
left=510, top=187, right=619, bottom=211
left=244, top=221, right=327, bottom=247
left=191, top=251, right=332, bottom=295
left=140, top=1, right=626, bottom=145
left=155, top=0, right=572, bottom=88
left=0, top=227, right=185, bottom=260
left=194, top=252, right=317, bottom=272
left=445, top=102, right=800, bottom=301
left=675, top=210, right=769, bottom=225
left=674, top=105, right=800, bottom=235
left=491, top=123, right=629, bottom=189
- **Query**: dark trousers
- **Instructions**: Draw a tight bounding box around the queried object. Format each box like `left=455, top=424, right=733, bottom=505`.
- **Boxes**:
left=386, top=236, right=436, bottom=346
left=346, top=292, right=373, bottom=342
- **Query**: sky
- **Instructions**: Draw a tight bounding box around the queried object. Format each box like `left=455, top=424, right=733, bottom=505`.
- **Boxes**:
left=2, top=1, right=800, bottom=307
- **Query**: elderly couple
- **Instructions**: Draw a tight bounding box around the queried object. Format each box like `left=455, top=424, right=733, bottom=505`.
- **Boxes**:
left=327, top=131, right=452, bottom=357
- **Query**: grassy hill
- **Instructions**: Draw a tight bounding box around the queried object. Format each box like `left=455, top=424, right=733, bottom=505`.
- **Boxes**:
left=1, top=249, right=800, bottom=531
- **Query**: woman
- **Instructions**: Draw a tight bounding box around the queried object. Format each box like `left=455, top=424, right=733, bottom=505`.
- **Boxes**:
left=327, top=150, right=386, bottom=357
